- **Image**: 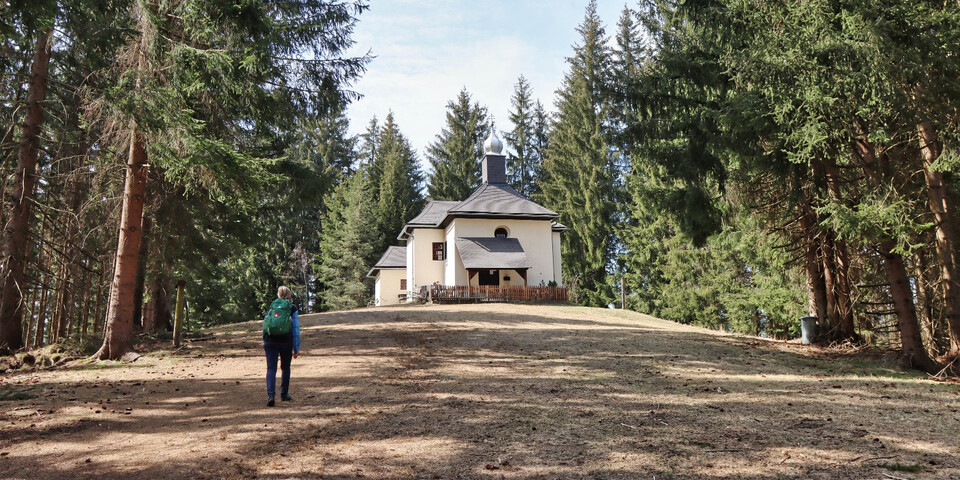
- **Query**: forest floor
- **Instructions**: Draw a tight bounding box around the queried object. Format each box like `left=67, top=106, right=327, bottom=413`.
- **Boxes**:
left=1, top=304, right=959, bottom=479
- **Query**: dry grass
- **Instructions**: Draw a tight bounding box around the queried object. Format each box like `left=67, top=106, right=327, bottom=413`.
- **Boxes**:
left=1, top=304, right=958, bottom=479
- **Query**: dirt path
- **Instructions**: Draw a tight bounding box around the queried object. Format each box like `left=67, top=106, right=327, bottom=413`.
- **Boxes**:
left=1, top=304, right=958, bottom=479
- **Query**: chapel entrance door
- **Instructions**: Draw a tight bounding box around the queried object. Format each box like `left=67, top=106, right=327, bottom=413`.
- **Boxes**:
left=478, top=269, right=499, bottom=286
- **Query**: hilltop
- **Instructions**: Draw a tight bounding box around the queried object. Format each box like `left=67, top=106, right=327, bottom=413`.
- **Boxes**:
left=1, top=304, right=958, bottom=479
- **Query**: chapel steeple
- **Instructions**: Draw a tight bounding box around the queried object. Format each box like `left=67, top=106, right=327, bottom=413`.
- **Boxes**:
left=481, top=130, right=506, bottom=184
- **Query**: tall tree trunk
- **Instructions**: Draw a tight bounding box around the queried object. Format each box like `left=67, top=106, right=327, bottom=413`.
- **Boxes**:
left=913, top=251, right=938, bottom=352
left=918, top=121, right=960, bottom=359
left=880, top=241, right=938, bottom=372
left=147, top=272, right=171, bottom=333
left=134, top=215, right=151, bottom=331
left=820, top=234, right=841, bottom=338
left=24, top=218, right=48, bottom=347
left=93, top=263, right=105, bottom=335
left=799, top=191, right=828, bottom=324
left=52, top=259, right=70, bottom=342
left=832, top=236, right=856, bottom=339
left=856, top=136, right=939, bottom=371
left=23, top=276, right=39, bottom=348
left=54, top=135, right=89, bottom=342
left=0, top=28, right=52, bottom=350
left=33, top=276, right=50, bottom=349
left=821, top=161, right=856, bottom=340
left=80, top=263, right=93, bottom=339
left=95, top=129, right=149, bottom=360
left=821, top=231, right=857, bottom=342
left=77, top=267, right=90, bottom=337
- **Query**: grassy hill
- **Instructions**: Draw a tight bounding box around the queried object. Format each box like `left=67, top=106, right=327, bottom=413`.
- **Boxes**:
left=1, top=304, right=958, bottom=479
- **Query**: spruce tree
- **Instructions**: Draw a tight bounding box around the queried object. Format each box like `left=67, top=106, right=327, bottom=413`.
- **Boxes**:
left=374, top=112, right=424, bottom=254
left=540, top=0, right=616, bottom=306
left=0, top=13, right=54, bottom=349
left=358, top=117, right=381, bottom=181
left=529, top=100, right=550, bottom=199
left=316, top=168, right=378, bottom=310
left=283, top=106, right=357, bottom=306
left=505, top=75, right=538, bottom=197
left=93, top=0, right=369, bottom=359
left=610, top=6, right=645, bottom=121
left=288, top=106, right=357, bottom=232
left=426, top=88, right=490, bottom=201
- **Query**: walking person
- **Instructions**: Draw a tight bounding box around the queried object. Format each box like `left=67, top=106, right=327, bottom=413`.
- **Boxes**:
left=262, top=285, right=300, bottom=406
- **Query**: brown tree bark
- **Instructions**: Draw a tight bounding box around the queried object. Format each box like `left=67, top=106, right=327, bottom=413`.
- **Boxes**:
left=95, top=129, right=149, bottom=360
left=24, top=275, right=40, bottom=348
left=913, top=252, right=938, bottom=351
left=33, top=277, right=49, bottom=349
left=856, top=136, right=939, bottom=371
left=52, top=261, right=70, bottom=342
left=145, top=273, right=171, bottom=333
left=820, top=234, right=841, bottom=337
left=0, top=28, right=52, bottom=350
left=77, top=267, right=90, bottom=337
left=880, top=240, right=939, bottom=371
left=93, top=263, right=105, bottom=335
left=799, top=190, right=828, bottom=324
left=133, top=215, right=152, bottom=331
left=821, top=161, right=856, bottom=340
left=917, top=121, right=960, bottom=359
left=53, top=149, right=89, bottom=342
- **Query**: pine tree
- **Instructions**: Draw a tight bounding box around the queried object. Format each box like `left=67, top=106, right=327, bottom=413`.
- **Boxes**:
left=610, top=6, right=645, bottom=121
left=93, top=0, right=369, bottom=359
left=617, top=0, right=960, bottom=371
left=505, top=75, right=537, bottom=197
left=540, top=0, right=616, bottom=306
left=529, top=100, right=550, bottom=199
left=426, top=88, right=490, bottom=201
left=358, top=117, right=381, bottom=180
left=283, top=106, right=357, bottom=307
left=374, top=113, right=424, bottom=254
left=287, top=106, right=357, bottom=238
left=0, top=14, right=54, bottom=350
left=316, top=168, right=378, bottom=310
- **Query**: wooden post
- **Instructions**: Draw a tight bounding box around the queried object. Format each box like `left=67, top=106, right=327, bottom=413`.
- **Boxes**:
left=173, top=280, right=185, bottom=347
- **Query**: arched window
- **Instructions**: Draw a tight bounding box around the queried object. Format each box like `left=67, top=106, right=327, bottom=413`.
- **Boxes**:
left=495, top=227, right=508, bottom=239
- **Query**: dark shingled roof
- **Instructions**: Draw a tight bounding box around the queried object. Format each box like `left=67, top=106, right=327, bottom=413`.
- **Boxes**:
left=366, top=246, right=406, bottom=277
left=455, top=237, right=531, bottom=270
left=405, top=200, right=460, bottom=227
left=447, top=183, right=557, bottom=219
left=399, top=185, right=559, bottom=239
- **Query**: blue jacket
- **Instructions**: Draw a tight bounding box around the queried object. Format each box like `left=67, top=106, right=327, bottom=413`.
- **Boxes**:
left=263, top=303, right=300, bottom=353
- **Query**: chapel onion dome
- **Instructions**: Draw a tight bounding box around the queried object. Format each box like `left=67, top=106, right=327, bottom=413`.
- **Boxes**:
left=483, top=131, right=503, bottom=155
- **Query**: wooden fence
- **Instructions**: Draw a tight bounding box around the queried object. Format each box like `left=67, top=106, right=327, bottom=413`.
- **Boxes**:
left=417, top=285, right=569, bottom=304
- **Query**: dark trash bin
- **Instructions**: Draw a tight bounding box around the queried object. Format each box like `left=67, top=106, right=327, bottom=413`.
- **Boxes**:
left=800, top=316, right=818, bottom=345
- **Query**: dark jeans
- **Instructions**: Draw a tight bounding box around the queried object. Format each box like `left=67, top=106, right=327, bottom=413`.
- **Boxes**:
left=264, top=343, right=293, bottom=398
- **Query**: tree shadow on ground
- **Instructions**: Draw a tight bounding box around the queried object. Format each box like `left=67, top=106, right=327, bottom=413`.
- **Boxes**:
left=1, top=304, right=957, bottom=479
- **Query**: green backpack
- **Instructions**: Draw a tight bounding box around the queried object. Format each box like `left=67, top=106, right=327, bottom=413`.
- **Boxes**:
left=263, top=298, right=293, bottom=336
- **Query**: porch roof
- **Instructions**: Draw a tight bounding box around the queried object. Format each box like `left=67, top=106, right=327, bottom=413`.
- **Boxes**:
left=455, top=237, right=531, bottom=270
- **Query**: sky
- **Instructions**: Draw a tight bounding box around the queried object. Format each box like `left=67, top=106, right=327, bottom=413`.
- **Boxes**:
left=344, top=0, right=628, bottom=165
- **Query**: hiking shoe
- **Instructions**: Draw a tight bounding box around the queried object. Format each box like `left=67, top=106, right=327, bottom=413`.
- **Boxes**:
left=281, top=394, right=293, bottom=402
left=267, top=396, right=275, bottom=407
